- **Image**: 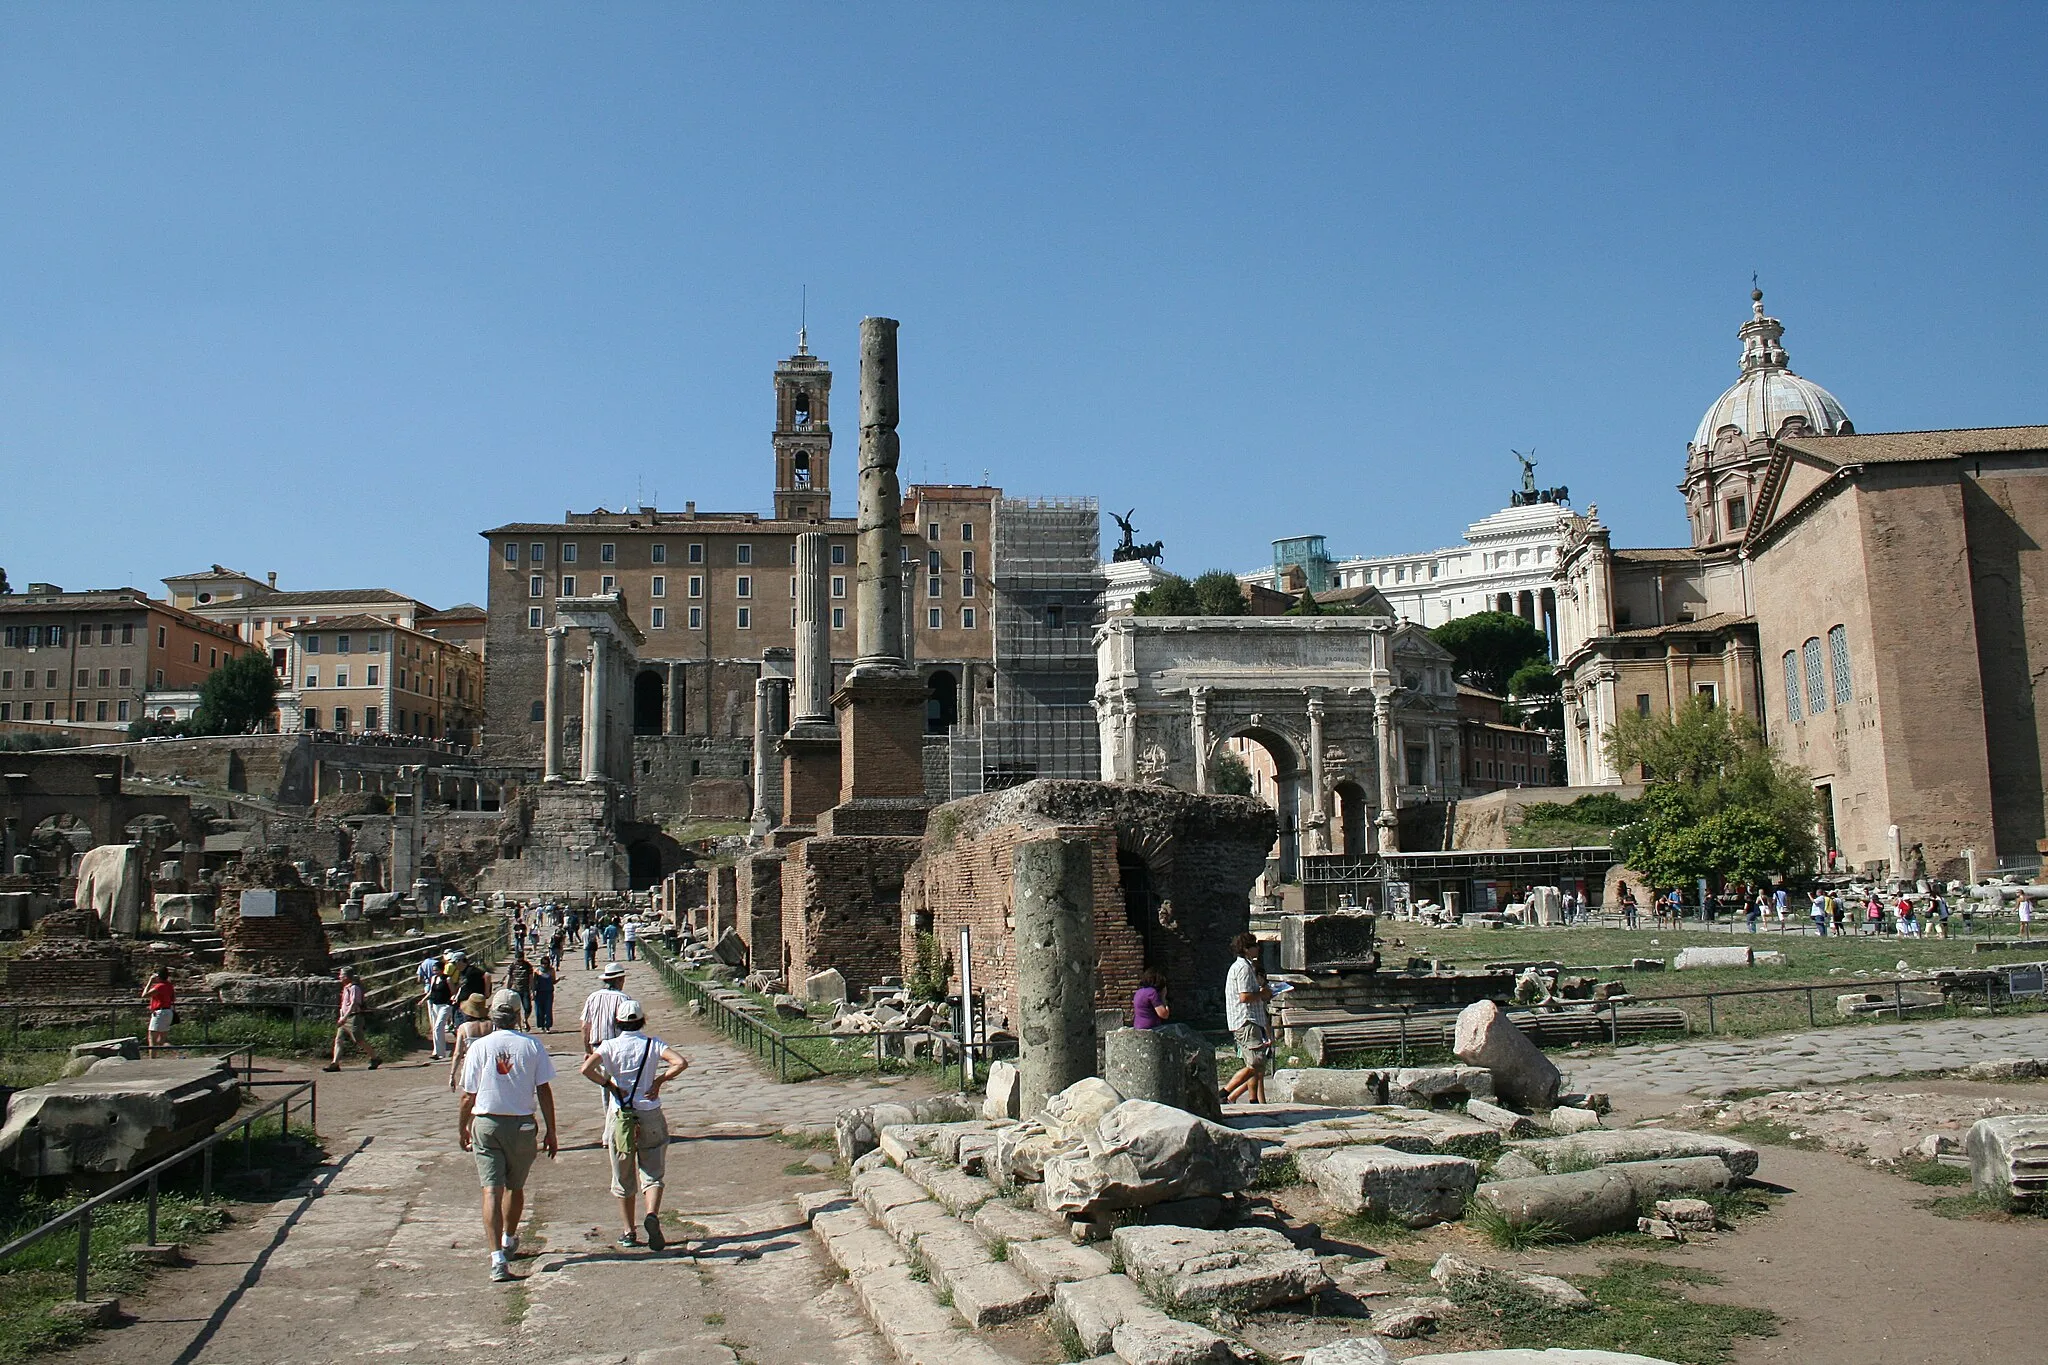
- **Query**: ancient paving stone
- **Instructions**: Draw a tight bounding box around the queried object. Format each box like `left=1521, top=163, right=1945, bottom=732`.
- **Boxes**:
left=854, top=1164, right=931, bottom=1218
left=1007, top=1237, right=1113, bottom=1291
left=971, top=1198, right=1064, bottom=1247
left=1299, top=1145, right=1478, bottom=1227
left=1111, top=1224, right=1330, bottom=1313
left=1512, top=1128, right=1759, bottom=1181
left=1052, top=1273, right=1151, bottom=1356
left=1109, top=1309, right=1249, bottom=1365
left=903, top=1155, right=998, bottom=1214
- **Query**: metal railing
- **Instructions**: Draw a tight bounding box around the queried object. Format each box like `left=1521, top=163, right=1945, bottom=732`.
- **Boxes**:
left=4, top=997, right=413, bottom=1049
left=1631, top=963, right=2048, bottom=1035
left=0, top=1079, right=318, bottom=1303
left=0, top=1043, right=260, bottom=1091
left=642, top=945, right=830, bottom=1082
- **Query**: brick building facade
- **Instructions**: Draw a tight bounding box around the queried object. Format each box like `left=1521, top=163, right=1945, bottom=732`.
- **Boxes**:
left=0, top=586, right=255, bottom=736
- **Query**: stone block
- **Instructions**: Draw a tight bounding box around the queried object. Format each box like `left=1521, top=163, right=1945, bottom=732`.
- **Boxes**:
left=47, top=1298, right=121, bottom=1327
left=1369, top=1299, right=1451, bottom=1340
left=1008, top=1237, right=1113, bottom=1291
left=1465, top=1099, right=1542, bottom=1138
left=1513, top=1128, right=1759, bottom=1182
left=1452, top=1001, right=1561, bottom=1113
left=1113, top=1224, right=1328, bottom=1313
left=1543, top=1106, right=1604, bottom=1134
left=1470, top=1169, right=1637, bottom=1240
left=805, top=967, right=848, bottom=1006
left=1300, top=1145, right=1478, bottom=1227
left=76, top=843, right=144, bottom=936
left=1043, top=1076, right=1124, bottom=1140
left=1966, top=1114, right=2048, bottom=1201
left=1304, top=1339, right=1396, bottom=1365
left=0, top=1059, right=241, bottom=1178
left=1105, top=1027, right=1222, bottom=1121
left=971, top=1199, right=1063, bottom=1246
left=711, top=926, right=748, bottom=968
left=1042, top=1100, right=1264, bottom=1215
left=1270, top=1107, right=1501, bottom=1159
left=1109, top=1310, right=1249, bottom=1365
left=1673, top=946, right=1755, bottom=969
left=1052, top=1272, right=1151, bottom=1356
left=1429, top=1252, right=1590, bottom=1309
left=1280, top=911, right=1378, bottom=971
left=983, top=1060, right=1022, bottom=1121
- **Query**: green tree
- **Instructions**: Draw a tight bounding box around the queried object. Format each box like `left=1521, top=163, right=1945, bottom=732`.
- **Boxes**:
left=1606, top=696, right=1818, bottom=886
left=1211, top=750, right=1254, bottom=796
left=1133, top=569, right=1250, bottom=617
left=1286, top=588, right=1325, bottom=616
left=1431, top=611, right=1549, bottom=693
left=188, top=652, right=278, bottom=736
left=0, top=567, right=11, bottom=594
left=1191, top=570, right=1250, bottom=616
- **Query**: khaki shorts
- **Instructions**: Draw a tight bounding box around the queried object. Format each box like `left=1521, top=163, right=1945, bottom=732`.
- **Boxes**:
left=472, top=1113, right=540, bottom=1190
left=607, top=1105, right=668, bottom=1196
left=1235, top=1023, right=1273, bottom=1073
left=336, top=1014, right=363, bottom=1040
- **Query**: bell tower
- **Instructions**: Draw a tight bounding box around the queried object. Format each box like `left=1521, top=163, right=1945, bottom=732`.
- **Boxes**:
left=773, top=328, right=832, bottom=522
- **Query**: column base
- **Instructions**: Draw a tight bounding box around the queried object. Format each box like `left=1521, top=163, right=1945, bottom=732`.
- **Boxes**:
left=833, top=668, right=928, bottom=803
left=780, top=722, right=843, bottom=827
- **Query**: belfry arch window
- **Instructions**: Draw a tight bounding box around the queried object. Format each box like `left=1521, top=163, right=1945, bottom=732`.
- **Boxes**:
left=793, top=450, right=811, bottom=487
left=792, top=390, right=811, bottom=426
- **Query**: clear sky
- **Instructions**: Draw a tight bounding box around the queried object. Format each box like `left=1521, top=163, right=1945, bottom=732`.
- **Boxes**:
left=3, top=5, right=2043, bottom=610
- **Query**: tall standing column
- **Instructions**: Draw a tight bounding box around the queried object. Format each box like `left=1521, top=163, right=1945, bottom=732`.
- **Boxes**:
left=1375, top=692, right=1401, bottom=854
left=582, top=633, right=609, bottom=781
left=854, top=317, right=905, bottom=672
left=793, top=531, right=832, bottom=723
left=542, top=628, right=565, bottom=782
left=1190, top=688, right=1211, bottom=794
left=1307, top=692, right=1328, bottom=820
left=1012, top=835, right=1098, bottom=1120
left=750, top=674, right=782, bottom=832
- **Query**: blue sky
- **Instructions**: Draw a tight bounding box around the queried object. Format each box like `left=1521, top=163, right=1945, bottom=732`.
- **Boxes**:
left=3, top=5, right=2043, bottom=609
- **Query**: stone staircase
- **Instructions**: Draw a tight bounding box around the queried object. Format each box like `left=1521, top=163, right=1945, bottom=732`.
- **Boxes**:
left=332, top=921, right=505, bottom=1015
left=798, top=1120, right=1262, bottom=1365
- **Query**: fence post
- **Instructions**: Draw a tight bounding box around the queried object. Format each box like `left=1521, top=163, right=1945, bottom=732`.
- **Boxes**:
left=74, top=1208, right=91, bottom=1301
left=1608, top=999, right=1620, bottom=1047
left=147, top=1174, right=159, bottom=1246
left=1397, top=1009, right=1409, bottom=1067
left=1894, top=980, right=1904, bottom=1019
left=202, top=1145, right=213, bottom=1200
left=1806, top=987, right=1816, bottom=1028
left=291, top=1002, right=301, bottom=1047
left=1706, top=994, right=1716, bottom=1035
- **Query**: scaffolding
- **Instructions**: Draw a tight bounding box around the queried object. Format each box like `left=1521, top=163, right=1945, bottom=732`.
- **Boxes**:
left=949, top=497, right=1103, bottom=795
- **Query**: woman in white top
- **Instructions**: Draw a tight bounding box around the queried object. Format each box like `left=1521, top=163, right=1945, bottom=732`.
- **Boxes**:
left=578, top=998, right=688, bottom=1250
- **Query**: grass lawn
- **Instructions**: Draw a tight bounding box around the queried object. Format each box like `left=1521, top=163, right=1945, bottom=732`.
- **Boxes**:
left=0, top=1010, right=423, bottom=1071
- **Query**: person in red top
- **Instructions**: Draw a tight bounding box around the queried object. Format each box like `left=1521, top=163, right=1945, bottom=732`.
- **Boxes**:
left=142, top=968, right=175, bottom=1056
left=323, top=965, right=380, bottom=1073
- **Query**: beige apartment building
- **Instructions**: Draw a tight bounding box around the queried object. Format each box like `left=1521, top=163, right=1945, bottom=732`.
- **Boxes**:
left=280, top=615, right=485, bottom=744
left=0, top=585, right=256, bottom=734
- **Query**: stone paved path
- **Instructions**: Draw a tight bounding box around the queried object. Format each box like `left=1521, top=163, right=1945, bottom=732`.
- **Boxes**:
left=63, top=957, right=918, bottom=1365
left=1561, top=1011, right=2048, bottom=1097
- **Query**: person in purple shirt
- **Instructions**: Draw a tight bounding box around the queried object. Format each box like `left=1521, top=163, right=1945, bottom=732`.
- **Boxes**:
left=1132, top=968, right=1171, bottom=1030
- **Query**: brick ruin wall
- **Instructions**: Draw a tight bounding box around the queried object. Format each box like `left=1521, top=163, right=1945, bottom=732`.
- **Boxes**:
left=734, top=848, right=786, bottom=975
left=780, top=835, right=923, bottom=996
left=904, top=780, right=1275, bottom=1031
left=706, top=864, right=738, bottom=936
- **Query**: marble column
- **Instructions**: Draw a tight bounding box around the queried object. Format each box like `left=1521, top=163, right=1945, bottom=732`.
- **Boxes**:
left=543, top=627, right=566, bottom=782
left=793, top=531, right=832, bottom=724
left=1190, top=689, right=1211, bottom=794
left=582, top=633, right=609, bottom=781
left=667, top=660, right=686, bottom=735
left=1375, top=691, right=1401, bottom=855
left=854, top=316, right=905, bottom=672
left=1307, top=691, right=1328, bottom=820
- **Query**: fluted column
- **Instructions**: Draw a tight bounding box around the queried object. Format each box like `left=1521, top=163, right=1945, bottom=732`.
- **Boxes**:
left=1375, top=692, right=1401, bottom=854
left=582, top=632, right=609, bottom=781
left=794, top=531, right=832, bottom=723
left=1190, top=688, right=1211, bottom=794
left=1307, top=691, right=1328, bottom=821
left=542, top=627, right=565, bottom=782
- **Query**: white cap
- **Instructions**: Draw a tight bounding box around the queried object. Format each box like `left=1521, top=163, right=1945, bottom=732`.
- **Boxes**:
left=614, top=998, right=646, bottom=1026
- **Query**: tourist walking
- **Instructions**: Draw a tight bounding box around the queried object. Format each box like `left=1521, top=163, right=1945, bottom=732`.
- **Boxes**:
left=2020, top=892, right=2035, bottom=939
left=417, top=950, right=443, bottom=996
left=1132, top=968, right=1170, bottom=1030
left=1867, top=895, right=1883, bottom=936
left=602, top=919, right=621, bottom=961
left=578, top=997, right=688, bottom=1250
left=506, top=952, right=535, bottom=1027
left=457, top=990, right=558, bottom=1283
left=583, top=923, right=599, bottom=970
left=449, top=996, right=494, bottom=1092
left=623, top=918, right=640, bottom=961
left=1745, top=894, right=1762, bottom=933
left=324, top=965, right=380, bottom=1072
left=1810, top=892, right=1828, bottom=936
left=1221, top=933, right=1273, bottom=1105
left=1620, top=886, right=1638, bottom=929
left=549, top=925, right=566, bottom=969
left=581, top=961, right=632, bottom=1055
left=426, top=958, right=456, bottom=1059
left=142, top=967, right=176, bottom=1056
left=532, top=954, right=558, bottom=1031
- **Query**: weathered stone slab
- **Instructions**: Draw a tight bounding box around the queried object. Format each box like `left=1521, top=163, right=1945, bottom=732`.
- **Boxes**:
left=1053, top=1272, right=1150, bottom=1356
left=1512, top=1128, right=1759, bottom=1182
left=852, top=1164, right=929, bottom=1218
left=983, top=1060, right=1022, bottom=1121
left=1280, top=911, right=1378, bottom=971
left=1008, top=1237, right=1113, bottom=1291
left=0, top=1058, right=240, bottom=1177
left=836, top=1094, right=979, bottom=1164
left=1430, top=1252, right=1590, bottom=1309
left=1966, top=1114, right=2048, bottom=1201
left=1043, top=1076, right=1123, bottom=1141
left=1110, top=1309, right=1249, bottom=1365
left=904, top=1156, right=997, bottom=1215
left=1300, top=1145, right=1478, bottom=1227
left=972, top=1198, right=1063, bottom=1246
left=1470, top=1169, right=1637, bottom=1240
left=1112, top=1224, right=1330, bottom=1313
left=1453, top=1001, right=1562, bottom=1112
left=1406, top=1352, right=1679, bottom=1365
left=1304, top=1339, right=1396, bottom=1364
left=1673, top=946, right=1754, bottom=970
left=1465, top=1098, right=1542, bottom=1138
left=1042, top=1100, right=1264, bottom=1214
left=805, top=967, right=848, bottom=1005
left=1269, top=1107, right=1501, bottom=1159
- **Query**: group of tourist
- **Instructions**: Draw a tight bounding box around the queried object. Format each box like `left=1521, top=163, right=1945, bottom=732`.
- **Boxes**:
left=1127, top=933, right=1283, bottom=1107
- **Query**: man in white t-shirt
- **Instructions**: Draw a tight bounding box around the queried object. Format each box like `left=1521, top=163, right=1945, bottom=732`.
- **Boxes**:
left=581, top=961, right=631, bottom=1054
left=1221, top=932, right=1273, bottom=1105
left=578, top=998, right=688, bottom=1250
left=458, top=990, right=558, bottom=1283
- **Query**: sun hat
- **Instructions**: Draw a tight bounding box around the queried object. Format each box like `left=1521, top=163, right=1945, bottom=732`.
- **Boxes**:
left=459, top=995, right=489, bottom=1020
left=602, top=962, right=627, bottom=980
left=613, top=998, right=645, bottom=1027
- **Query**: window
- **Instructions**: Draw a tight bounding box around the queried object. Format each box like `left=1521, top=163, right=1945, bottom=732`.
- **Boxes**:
left=1696, top=682, right=1719, bottom=706
left=75, top=701, right=88, bottom=721
left=192, top=644, right=201, bottom=663
left=790, top=576, right=798, bottom=598
left=789, top=544, right=799, bottom=564
left=961, top=551, right=975, bottom=576
left=97, top=669, right=109, bottom=686
left=367, top=665, right=379, bottom=685
left=364, top=707, right=379, bottom=730
left=962, top=608, right=976, bottom=630
left=688, top=576, right=703, bottom=598
left=561, top=575, right=576, bottom=596
left=962, top=576, right=977, bottom=598
left=1783, top=651, right=1803, bottom=721
left=530, top=575, right=543, bottom=598
left=157, top=626, right=166, bottom=648
left=0, top=703, right=9, bottom=721
left=153, top=670, right=163, bottom=687
left=334, top=707, right=350, bottom=732
left=562, top=543, right=578, bottom=563
left=651, top=606, right=666, bottom=628
left=927, top=523, right=940, bottom=541
left=44, top=670, right=55, bottom=687
left=504, top=543, right=519, bottom=566
left=961, top=523, right=974, bottom=542
left=831, top=575, right=846, bottom=599
left=1828, top=625, right=1852, bottom=705
left=790, top=607, right=798, bottom=627
left=928, top=550, right=941, bottom=572
left=688, top=607, right=702, bottom=629
left=1803, top=637, right=1827, bottom=714
left=736, top=544, right=753, bottom=565
left=76, top=669, right=88, bottom=687
left=101, top=624, right=113, bottom=644
left=528, top=607, right=543, bottom=628
left=928, top=575, right=941, bottom=599
left=736, top=576, right=752, bottom=599
left=531, top=542, right=545, bottom=563
left=651, top=575, right=665, bottom=598
left=208, top=648, right=217, bottom=668
left=651, top=544, right=667, bottom=564
left=1047, top=605, right=1064, bottom=629
left=121, top=624, right=133, bottom=644
left=336, top=668, right=350, bottom=688
left=1636, top=693, right=1652, bottom=717
left=600, top=543, right=616, bottom=563
left=529, top=700, right=544, bottom=722
left=831, top=607, right=846, bottom=630
left=831, top=544, right=846, bottom=565
left=305, top=635, right=322, bottom=654
left=688, top=543, right=704, bottom=564
left=1726, top=497, right=1748, bottom=531
left=928, top=608, right=942, bottom=629
left=737, top=607, right=751, bottom=629
left=42, top=702, right=53, bottom=720
left=305, top=669, right=320, bottom=688
left=94, top=701, right=107, bottom=721
left=337, top=634, right=351, bottom=654
left=600, top=575, right=615, bottom=593
left=118, top=668, right=130, bottom=686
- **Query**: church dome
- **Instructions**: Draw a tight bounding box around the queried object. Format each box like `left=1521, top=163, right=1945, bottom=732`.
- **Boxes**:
left=1690, top=290, right=1850, bottom=452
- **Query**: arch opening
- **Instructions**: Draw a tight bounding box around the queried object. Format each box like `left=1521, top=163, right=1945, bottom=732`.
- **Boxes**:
left=1224, top=724, right=1303, bottom=881
left=633, top=669, right=666, bottom=736
left=926, top=669, right=959, bottom=734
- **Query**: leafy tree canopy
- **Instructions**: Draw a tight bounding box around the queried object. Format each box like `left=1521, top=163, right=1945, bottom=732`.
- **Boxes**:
left=1211, top=749, right=1254, bottom=797
left=1431, top=611, right=1549, bottom=694
left=1286, top=588, right=1324, bottom=616
left=1605, top=696, right=1818, bottom=887
left=188, top=652, right=277, bottom=737
left=1133, top=569, right=1250, bottom=617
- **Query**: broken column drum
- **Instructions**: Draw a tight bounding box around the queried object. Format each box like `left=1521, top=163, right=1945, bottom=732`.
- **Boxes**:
left=854, top=316, right=905, bottom=672
left=1013, top=834, right=1098, bottom=1119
